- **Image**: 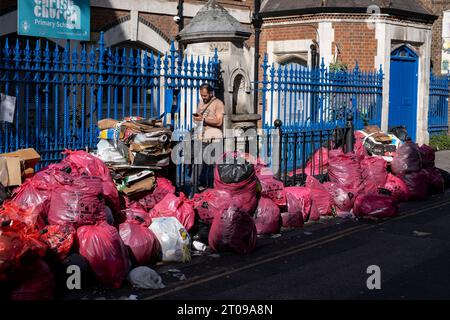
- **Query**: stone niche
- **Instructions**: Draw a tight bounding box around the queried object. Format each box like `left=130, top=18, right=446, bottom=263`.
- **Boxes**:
left=177, top=0, right=260, bottom=136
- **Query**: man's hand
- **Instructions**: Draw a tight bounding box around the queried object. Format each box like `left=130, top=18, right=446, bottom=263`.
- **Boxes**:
left=193, top=114, right=203, bottom=122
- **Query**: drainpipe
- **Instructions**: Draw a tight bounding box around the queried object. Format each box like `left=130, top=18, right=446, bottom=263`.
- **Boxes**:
left=253, top=0, right=262, bottom=115
left=176, top=0, right=184, bottom=55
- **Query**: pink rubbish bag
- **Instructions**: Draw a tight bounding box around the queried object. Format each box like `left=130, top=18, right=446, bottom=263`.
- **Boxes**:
left=353, top=194, right=398, bottom=219
left=254, top=198, right=281, bottom=235
left=419, top=144, right=436, bottom=169
left=284, top=187, right=311, bottom=222
left=328, top=149, right=363, bottom=192
left=360, top=157, right=388, bottom=193
left=257, top=168, right=287, bottom=207
left=391, top=141, right=422, bottom=175
left=150, top=193, right=195, bottom=232
left=423, top=168, right=445, bottom=195
left=192, top=189, right=233, bottom=225
left=305, top=176, right=333, bottom=220
left=208, top=204, right=257, bottom=255
left=77, top=222, right=130, bottom=288
left=322, top=182, right=355, bottom=215
left=384, top=173, right=410, bottom=202
left=119, top=221, right=161, bottom=266
left=48, top=176, right=107, bottom=228
left=401, top=170, right=429, bottom=200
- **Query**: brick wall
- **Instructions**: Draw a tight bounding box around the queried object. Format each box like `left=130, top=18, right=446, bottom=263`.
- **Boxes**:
left=91, top=8, right=130, bottom=32
left=419, top=0, right=450, bottom=74
left=420, top=0, right=450, bottom=134
left=333, top=22, right=378, bottom=71
left=0, top=0, right=16, bottom=13
left=259, top=24, right=318, bottom=58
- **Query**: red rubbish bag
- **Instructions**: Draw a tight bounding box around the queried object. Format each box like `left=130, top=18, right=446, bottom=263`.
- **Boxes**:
left=423, top=167, right=445, bottom=195
left=391, top=141, right=422, bottom=175
left=0, top=230, right=47, bottom=283
left=322, top=182, right=355, bottom=214
left=0, top=201, right=46, bottom=233
left=123, top=204, right=153, bottom=226
left=257, top=168, right=287, bottom=207
left=192, top=189, right=233, bottom=225
left=254, top=198, right=281, bottom=234
left=305, top=176, right=334, bottom=220
left=328, top=149, right=364, bottom=191
left=384, top=173, right=410, bottom=202
left=419, top=144, right=436, bottom=169
left=38, top=225, right=76, bottom=261
left=62, top=150, right=120, bottom=211
left=360, top=157, right=388, bottom=193
left=214, top=165, right=258, bottom=215
left=48, top=176, right=107, bottom=227
left=126, top=177, right=176, bottom=212
left=401, top=170, right=429, bottom=200
left=11, top=180, right=50, bottom=220
left=10, top=260, right=55, bottom=301
left=152, top=177, right=176, bottom=204
left=354, top=131, right=369, bottom=159
left=284, top=187, right=311, bottom=222
left=77, top=222, right=130, bottom=288
left=119, top=221, right=161, bottom=266
left=150, top=193, right=195, bottom=232
left=208, top=204, right=257, bottom=255
left=353, top=194, right=398, bottom=219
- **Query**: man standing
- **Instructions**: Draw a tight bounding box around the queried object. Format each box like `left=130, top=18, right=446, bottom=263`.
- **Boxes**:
left=191, top=83, right=225, bottom=191
left=193, top=83, right=225, bottom=140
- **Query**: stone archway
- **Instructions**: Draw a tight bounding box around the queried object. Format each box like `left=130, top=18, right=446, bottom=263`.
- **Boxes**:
left=103, top=16, right=171, bottom=54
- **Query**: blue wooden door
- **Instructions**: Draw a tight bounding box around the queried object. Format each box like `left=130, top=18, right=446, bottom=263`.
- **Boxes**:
left=389, top=46, right=419, bottom=141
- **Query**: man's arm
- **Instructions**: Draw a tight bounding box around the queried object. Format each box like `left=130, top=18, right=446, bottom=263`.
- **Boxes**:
left=204, top=101, right=224, bottom=127
left=204, top=113, right=224, bottom=127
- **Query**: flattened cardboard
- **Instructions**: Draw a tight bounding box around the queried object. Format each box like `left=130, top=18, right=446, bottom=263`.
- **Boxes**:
left=0, top=148, right=40, bottom=169
left=4, top=157, right=23, bottom=186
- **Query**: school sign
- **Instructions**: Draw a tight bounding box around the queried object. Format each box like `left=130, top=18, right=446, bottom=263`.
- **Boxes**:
left=18, top=0, right=90, bottom=41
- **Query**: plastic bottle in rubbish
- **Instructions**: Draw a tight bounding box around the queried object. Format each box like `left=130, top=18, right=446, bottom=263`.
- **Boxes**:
left=193, top=240, right=207, bottom=252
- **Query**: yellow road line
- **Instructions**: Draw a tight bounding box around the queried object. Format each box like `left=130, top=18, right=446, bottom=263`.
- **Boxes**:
left=143, top=198, right=450, bottom=300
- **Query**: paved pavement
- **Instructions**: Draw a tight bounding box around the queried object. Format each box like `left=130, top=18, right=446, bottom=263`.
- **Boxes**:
left=62, top=188, right=450, bottom=300
left=436, top=150, right=450, bottom=172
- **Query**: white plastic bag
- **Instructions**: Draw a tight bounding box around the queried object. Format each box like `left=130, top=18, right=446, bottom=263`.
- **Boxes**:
left=96, top=139, right=128, bottom=164
left=127, top=266, right=165, bottom=289
left=149, top=217, right=191, bottom=263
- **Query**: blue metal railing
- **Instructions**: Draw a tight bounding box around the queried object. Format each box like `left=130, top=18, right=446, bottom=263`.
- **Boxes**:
left=260, top=56, right=383, bottom=131
left=428, top=73, right=449, bottom=135
left=0, top=32, right=220, bottom=167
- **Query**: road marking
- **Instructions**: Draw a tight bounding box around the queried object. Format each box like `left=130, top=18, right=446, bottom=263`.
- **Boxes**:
left=143, top=198, right=450, bottom=300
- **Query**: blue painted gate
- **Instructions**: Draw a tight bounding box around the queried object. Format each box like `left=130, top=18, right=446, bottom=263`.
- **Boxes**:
left=389, top=46, right=419, bottom=141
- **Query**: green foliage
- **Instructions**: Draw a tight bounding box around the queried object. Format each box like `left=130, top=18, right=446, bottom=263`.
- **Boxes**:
left=329, top=60, right=348, bottom=73
left=430, top=133, right=450, bottom=151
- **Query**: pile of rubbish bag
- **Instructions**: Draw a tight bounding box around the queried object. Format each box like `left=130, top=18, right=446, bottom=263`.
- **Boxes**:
left=0, top=148, right=190, bottom=300
left=0, top=116, right=448, bottom=300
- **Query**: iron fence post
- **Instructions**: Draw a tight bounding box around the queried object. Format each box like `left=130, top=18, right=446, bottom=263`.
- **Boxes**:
left=274, top=119, right=283, bottom=180
left=344, top=114, right=354, bottom=153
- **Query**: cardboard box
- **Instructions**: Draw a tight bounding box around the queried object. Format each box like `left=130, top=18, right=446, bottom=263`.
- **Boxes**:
left=4, top=157, right=23, bottom=186
left=0, top=148, right=40, bottom=169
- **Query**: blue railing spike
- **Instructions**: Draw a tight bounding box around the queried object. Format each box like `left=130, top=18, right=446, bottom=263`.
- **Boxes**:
left=99, top=31, right=105, bottom=47
left=213, top=48, right=218, bottom=62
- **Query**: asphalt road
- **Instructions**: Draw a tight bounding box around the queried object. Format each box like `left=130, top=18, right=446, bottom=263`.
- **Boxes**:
left=62, top=189, right=450, bottom=300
